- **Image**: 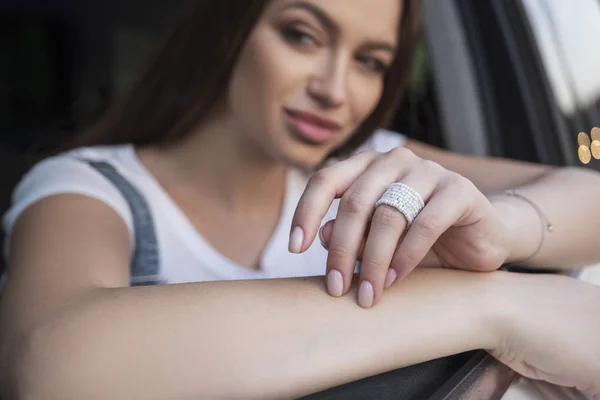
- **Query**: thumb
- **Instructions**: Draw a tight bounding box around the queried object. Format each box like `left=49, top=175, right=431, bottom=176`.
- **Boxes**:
left=319, top=219, right=367, bottom=261
left=417, top=250, right=443, bottom=268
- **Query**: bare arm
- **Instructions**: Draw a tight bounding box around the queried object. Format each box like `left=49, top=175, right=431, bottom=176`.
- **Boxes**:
left=405, top=139, right=600, bottom=269
left=0, top=195, right=496, bottom=399
left=404, top=139, right=552, bottom=193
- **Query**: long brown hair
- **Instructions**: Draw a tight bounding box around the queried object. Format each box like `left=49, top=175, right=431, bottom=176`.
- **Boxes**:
left=73, top=0, right=422, bottom=158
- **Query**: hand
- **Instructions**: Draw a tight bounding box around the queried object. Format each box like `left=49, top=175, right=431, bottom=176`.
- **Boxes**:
left=289, top=148, right=511, bottom=308
left=488, top=273, right=600, bottom=398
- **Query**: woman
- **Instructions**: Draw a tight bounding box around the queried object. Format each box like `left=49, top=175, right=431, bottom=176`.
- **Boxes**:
left=1, top=0, right=599, bottom=398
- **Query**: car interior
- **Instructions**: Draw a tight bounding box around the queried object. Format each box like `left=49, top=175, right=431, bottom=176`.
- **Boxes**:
left=2, top=0, right=600, bottom=398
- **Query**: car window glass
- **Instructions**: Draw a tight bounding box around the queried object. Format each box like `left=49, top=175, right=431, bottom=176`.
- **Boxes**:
left=521, top=0, right=600, bottom=134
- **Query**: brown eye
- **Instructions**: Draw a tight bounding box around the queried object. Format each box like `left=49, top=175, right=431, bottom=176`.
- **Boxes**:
left=281, top=26, right=320, bottom=47
left=357, top=56, right=389, bottom=74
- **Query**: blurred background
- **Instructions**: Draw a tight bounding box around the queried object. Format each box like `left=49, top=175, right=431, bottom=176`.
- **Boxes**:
left=2, top=2, right=600, bottom=398
left=1, top=0, right=600, bottom=271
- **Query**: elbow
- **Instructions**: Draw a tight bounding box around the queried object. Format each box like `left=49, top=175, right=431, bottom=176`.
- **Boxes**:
left=1, top=324, right=94, bottom=400
left=1, top=328, right=48, bottom=400
left=0, top=330, right=29, bottom=400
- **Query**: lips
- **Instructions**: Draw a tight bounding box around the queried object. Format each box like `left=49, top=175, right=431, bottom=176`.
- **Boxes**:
left=283, top=108, right=342, bottom=145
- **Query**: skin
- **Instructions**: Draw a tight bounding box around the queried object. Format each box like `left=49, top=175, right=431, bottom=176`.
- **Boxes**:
left=1, top=0, right=600, bottom=398
left=136, top=0, right=399, bottom=269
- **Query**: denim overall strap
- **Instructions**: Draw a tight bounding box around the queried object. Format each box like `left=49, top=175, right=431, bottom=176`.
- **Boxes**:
left=85, top=161, right=161, bottom=286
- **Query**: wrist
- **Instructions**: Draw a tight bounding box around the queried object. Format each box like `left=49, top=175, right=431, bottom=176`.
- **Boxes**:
left=476, top=270, right=521, bottom=351
left=440, top=269, right=516, bottom=353
left=489, top=195, right=541, bottom=264
left=384, top=269, right=513, bottom=355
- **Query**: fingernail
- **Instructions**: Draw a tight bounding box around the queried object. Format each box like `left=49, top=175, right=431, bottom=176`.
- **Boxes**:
left=319, top=226, right=328, bottom=249
left=384, top=269, right=398, bottom=289
left=327, top=270, right=344, bottom=297
left=289, top=227, right=304, bottom=254
left=358, top=281, right=374, bottom=308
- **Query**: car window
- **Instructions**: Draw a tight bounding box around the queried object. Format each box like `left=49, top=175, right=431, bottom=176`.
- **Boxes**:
left=520, top=0, right=600, bottom=165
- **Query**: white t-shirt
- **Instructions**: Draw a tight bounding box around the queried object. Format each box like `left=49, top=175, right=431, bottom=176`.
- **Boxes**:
left=2, top=129, right=405, bottom=284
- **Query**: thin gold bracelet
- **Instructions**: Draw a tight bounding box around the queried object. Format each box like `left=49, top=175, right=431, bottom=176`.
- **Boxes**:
left=503, top=189, right=553, bottom=264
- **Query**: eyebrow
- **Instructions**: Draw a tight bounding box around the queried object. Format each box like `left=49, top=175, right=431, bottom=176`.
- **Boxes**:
left=364, top=42, right=397, bottom=55
left=283, top=1, right=397, bottom=54
left=284, top=1, right=339, bottom=34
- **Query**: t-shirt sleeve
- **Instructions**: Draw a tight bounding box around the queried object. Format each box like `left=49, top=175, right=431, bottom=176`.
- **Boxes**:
left=2, top=155, right=134, bottom=259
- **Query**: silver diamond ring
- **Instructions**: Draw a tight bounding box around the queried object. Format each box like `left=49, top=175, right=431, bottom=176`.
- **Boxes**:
left=375, top=183, right=425, bottom=225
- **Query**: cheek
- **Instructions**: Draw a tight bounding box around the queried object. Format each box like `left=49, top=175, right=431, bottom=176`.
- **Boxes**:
left=228, top=45, right=271, bottom=126
left=349, top=78, right=384, bottom=126
left=228, top=28, right=302, bottom=129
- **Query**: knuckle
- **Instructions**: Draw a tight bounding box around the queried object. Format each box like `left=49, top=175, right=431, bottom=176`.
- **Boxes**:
left=327, top=243, right=353, bottom=263
left=448, top=172, right=474, bottom=191
left=359, top=150, right=379, bottom=159
left=393, top=250, right=419, bottom=269
left=479, top=242, right=508, bottom=270
left=422, top=159, right=445, bottom=174
left=373, top=206, right=404, bottom=229
left=349, top=150, right=379, bottom=165
left=389, top=146, right=416, bottom=160
left=361, top=256, right=389, bottom=272
left=310, top=169, right=332, bottom=187
left=413, top=213, right=441, bottom=238
left=340, top=191, right=371, bottom=215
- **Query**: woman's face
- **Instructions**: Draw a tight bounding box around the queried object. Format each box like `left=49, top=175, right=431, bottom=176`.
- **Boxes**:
left=226, top=0, right=401, bottom=168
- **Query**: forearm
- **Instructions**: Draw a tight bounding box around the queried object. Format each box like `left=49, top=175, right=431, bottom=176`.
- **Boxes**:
left=490, top=166, right=600, bottom=269
left=15, top=269, right=496, bottom=400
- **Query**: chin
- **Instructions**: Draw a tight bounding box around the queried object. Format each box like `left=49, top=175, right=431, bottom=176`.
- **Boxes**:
left=267, top=128, right=344, bottom=170
left=276, top=144, right=329, bottom=171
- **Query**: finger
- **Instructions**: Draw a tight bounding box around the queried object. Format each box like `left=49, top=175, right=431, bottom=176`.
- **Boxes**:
left=325, top=151, right=415, bottom=296
left=320, top=220, right=367, bottom=258
left=321, top=220, right=442, bottom=268
left=319, top=221, right=334, bottom=249
left=322, top=221, right=442, bottom=268
left=359, top=164, right=441, bottom=307
left=356, top=206, right=406, bottom=308
left=417, top=249, right=442, bottom=268
left=289, top=151, right=378, bottom=254
left=392, top=176, right=474, bottom=280
left=320, top=174, right=446, bottom=271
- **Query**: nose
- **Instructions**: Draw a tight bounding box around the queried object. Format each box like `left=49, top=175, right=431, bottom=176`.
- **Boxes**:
left=307, top=53, right=348, bottom=109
